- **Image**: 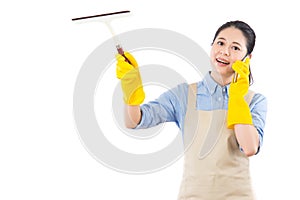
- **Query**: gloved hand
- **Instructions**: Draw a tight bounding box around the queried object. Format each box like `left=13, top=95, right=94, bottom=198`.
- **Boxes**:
left=227, top=58, right=253, bottom=129
left=116, top=52, right=145, bottom=105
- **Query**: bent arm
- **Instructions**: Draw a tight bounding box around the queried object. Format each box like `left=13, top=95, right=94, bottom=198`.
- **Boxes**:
left=234, top=124, right=259, bottom=157
left=234, top=93, right=267, bottom=157
left=124, top=83, right=189, bottom=130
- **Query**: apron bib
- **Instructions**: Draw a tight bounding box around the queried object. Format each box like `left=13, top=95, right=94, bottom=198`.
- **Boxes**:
left=178, top=83, right=255, bottom=200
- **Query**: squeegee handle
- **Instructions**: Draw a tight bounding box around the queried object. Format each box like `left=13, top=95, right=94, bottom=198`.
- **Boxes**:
left=117, top=45, right=132, bottom=64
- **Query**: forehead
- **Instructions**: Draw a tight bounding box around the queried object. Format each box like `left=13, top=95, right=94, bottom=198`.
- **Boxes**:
left=217, top=27, right=247, bottom=46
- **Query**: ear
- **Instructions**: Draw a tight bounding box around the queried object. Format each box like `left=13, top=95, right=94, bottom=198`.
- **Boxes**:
left=243, top=53, right=252, bottom=61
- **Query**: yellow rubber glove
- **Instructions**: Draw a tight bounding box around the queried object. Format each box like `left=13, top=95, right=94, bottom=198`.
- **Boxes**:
left=227, top=58, right=253, bottom=129
left=116, top=52, right=145, bottom=105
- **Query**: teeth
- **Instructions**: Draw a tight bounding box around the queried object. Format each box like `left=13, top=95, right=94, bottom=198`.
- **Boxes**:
left=217, top=58, right=229, bottom=64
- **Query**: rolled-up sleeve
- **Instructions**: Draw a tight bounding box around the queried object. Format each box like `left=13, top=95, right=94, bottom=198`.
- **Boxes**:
left=249, top=93, right=268, bottom=152
left=135, top=83, right=188, bottom=130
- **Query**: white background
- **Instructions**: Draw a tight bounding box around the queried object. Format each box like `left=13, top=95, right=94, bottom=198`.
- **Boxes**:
left=1, top=0, right=299, bottom=199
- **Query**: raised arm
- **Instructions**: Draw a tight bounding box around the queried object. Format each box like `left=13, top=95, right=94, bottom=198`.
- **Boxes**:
left=227, top=58, right=260, bottom=157
left=116, top=52, right=145, bottom=129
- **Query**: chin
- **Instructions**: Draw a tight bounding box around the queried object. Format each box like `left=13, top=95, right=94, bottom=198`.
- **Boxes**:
left=215, top=66, right=233, bottom=76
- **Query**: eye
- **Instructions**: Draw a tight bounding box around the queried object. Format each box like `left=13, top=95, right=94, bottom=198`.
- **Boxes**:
left=217, top=41, right=224, bottom=46
left=232, top=46, right=240, bottom=51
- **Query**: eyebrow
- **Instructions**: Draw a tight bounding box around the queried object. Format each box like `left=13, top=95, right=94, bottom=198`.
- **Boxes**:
left=217, top=37, right=242, bottom=47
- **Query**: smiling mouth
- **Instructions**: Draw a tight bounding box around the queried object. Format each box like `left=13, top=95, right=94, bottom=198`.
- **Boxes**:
left=216, top=58, right=230, bottom=65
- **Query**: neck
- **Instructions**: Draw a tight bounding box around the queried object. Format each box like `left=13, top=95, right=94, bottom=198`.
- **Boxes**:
left=210, top=71, right=232, bottom=86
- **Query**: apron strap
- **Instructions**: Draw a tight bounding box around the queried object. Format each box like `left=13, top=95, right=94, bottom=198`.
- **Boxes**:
left=186, top=82, right=197, bottom=111
left=245, top=89, right=255, bottom=105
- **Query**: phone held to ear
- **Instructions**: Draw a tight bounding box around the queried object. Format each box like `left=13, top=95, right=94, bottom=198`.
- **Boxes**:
left=232, top=55, right=248, bottom=83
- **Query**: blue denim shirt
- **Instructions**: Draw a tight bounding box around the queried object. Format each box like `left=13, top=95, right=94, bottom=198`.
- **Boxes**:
left=136, top=72, right=267, bottom=150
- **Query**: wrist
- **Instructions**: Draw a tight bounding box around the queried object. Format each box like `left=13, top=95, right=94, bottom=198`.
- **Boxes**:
left=227, top=97, right=253, bottom=129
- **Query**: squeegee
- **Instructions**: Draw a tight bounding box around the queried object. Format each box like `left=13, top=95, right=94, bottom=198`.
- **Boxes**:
left=72, top=10, right=132, bottom=63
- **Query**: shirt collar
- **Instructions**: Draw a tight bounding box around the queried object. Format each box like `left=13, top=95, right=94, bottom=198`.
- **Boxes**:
left=197, top=71, right=230, bottom=95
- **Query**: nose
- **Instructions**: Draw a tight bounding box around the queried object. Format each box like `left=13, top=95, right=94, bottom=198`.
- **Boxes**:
left=220, top=46, right=230, bottom=56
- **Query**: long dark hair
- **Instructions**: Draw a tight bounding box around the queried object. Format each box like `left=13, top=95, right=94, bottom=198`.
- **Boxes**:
left=212, top=21, right=256, bottom=85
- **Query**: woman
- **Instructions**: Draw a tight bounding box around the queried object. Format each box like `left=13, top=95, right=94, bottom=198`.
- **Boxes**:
left=116, top=21, right=267, bottom=199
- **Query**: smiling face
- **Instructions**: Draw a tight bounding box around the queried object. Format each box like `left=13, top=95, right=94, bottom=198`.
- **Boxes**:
left=210, top=27, right=249, bottom=84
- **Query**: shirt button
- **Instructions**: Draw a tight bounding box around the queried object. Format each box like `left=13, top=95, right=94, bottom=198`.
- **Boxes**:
left=218, top=97, right=222, bottom=101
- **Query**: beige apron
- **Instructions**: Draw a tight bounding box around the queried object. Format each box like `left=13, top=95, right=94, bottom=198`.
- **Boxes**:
left=178, top=83, right=255, bottom=200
